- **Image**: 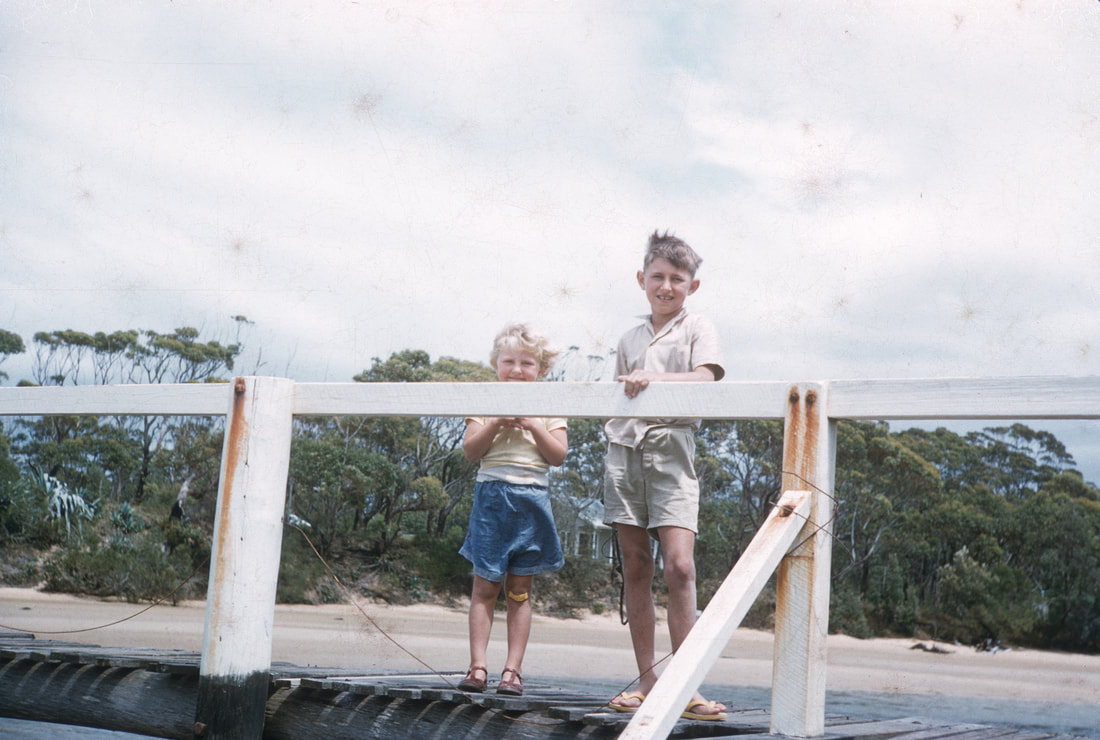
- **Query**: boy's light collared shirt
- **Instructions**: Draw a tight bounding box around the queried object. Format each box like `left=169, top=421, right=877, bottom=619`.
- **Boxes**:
left=604, top=308, right=725, bottom=448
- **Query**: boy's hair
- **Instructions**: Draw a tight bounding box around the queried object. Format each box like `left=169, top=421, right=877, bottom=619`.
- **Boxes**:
left=644, top=230, right=703, bottom=276
left=490, top=322, right=561, bottom=376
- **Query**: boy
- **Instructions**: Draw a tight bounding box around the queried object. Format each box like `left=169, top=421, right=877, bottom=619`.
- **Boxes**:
left=604, top=230, right=727, bottom=720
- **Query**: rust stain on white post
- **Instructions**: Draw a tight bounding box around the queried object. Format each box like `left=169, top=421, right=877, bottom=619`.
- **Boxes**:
left=195, top=377, right=295, bottom=739
left=771, top=384, right=836, bottom=737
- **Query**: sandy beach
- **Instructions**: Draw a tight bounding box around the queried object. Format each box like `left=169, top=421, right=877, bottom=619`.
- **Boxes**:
left=3, top=585, right=1098, bottom=711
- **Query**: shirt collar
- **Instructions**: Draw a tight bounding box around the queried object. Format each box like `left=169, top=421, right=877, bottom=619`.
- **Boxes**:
left=641, top=307, right=689, bottom=339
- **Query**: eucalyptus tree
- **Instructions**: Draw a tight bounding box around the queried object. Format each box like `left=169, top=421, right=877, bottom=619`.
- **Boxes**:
left=287, top=349, right=494, bottom=556
left=353, top=350, right=496, bottom=542
left=14, top=324, right=245, bottom=504
left=1003, top=472, right=1100, bottom=650
left=0, top=328, right=25, bottom=382
left=691, top=419, right=783, bottom=595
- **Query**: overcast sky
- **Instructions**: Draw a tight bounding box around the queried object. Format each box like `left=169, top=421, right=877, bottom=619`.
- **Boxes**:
left=2, top=2, right=1098, bottom=479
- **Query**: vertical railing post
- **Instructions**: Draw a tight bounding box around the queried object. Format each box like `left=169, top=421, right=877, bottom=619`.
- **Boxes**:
left=771, top=383, right=836, bottom=737
left=194, top=377, right=294, bottom=740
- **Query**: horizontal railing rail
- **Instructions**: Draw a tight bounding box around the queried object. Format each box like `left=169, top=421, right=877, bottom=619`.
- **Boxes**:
left=3, top=375, right=1098, bottom=420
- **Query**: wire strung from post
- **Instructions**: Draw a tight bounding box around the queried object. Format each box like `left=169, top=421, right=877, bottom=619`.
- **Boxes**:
left=287, top=521, right=577, bottom=727
left=0, top=556, right=209, bottom=635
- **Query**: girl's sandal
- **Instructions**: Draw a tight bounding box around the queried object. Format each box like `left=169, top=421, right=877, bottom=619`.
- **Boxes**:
left=496, top=667, right=524, bottom=696
left=457, top=665, right=488, bottom=693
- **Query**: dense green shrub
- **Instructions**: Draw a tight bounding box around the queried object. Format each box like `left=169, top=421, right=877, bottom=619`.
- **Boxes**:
left=41, top=535, right=205, bottom=603
left=404, top=525, right=472, bottom=598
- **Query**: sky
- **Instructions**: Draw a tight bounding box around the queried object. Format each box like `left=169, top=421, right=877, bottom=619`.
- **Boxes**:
left=1, top=2, right=1099, bottom=479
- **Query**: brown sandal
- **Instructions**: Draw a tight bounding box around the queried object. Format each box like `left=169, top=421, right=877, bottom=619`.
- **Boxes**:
left=497, top=666, right=523, bottom=696
left=457, top=665, right=487, bottom=693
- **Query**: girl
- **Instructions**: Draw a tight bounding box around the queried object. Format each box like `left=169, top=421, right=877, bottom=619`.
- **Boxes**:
left=457, top=323, right=568, bottom=697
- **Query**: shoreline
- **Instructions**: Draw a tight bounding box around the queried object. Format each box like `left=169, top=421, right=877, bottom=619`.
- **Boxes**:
left=3, top=586, right=1099, bottom=709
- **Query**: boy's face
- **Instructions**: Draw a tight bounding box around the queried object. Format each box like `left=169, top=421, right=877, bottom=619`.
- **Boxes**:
left=494, top=348, right=541, bottom=382
left=637, top=256, right=699, bottom=321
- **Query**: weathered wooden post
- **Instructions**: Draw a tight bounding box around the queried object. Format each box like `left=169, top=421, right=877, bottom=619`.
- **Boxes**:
left=194, top=377, right=295, bottom=739
left=771, top=383, right=836, bottom=737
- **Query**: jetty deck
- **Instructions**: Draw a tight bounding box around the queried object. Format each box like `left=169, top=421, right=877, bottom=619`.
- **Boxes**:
left=0, top=632, right=1085, bottom=740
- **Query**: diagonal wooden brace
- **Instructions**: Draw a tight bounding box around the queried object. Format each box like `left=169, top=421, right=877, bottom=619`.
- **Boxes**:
left=619, top=489, right=812, bottom=740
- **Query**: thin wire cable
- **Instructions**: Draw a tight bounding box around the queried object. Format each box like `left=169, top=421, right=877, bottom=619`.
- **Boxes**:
left=0, top=466, right=844, bottom=721
left=0, top=556, right=209, bottom=635
left=288, top=522, right=570, bottom=727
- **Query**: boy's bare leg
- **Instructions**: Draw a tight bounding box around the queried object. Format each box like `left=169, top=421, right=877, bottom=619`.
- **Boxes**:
left=467, top=575, right=501, bottom=682
left=657, top=525, right=726, bottom=715
left=502, top=573, right=533, bottom=679
left=611, top=523, right=658, bottom=707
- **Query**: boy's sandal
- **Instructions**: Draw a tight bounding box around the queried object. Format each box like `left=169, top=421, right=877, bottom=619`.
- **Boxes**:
left=496, top=667, right=524, bottom=696
left=608, top=691, right=646, bottom=713
left=457, top=665, right=488, bottom=693
left=681, top=699, right=728, bottom=721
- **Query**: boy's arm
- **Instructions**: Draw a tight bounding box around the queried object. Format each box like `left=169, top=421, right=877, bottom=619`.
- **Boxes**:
left=618, top=365, right=718, bottom=399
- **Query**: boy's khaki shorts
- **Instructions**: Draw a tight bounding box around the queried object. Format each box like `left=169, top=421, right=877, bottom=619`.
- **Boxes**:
left=603, top=427, right=699, bottom=535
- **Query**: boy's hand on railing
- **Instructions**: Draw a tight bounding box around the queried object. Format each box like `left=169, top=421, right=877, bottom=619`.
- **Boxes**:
left=619, top=366, right=719, bottom=398
left=618, top=370, right=657, bottom=399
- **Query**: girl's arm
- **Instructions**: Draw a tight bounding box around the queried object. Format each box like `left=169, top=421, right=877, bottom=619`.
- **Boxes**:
left=513, top=419, right=569, bottom=467
left=463, top=418, right=504, bottom=462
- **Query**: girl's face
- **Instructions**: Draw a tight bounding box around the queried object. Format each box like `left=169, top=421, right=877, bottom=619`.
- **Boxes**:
left=495, top=348, right=541, bottom=382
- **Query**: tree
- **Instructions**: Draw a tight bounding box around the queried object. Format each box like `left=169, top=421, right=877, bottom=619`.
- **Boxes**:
left=15, top=324, right=244, bottom=505
left=287, top=349, right=496, bottom=554
left=832, top=422, right=941, bottom=596
left=287, top=433, right=401, bottom=557
left=966, top=424, right=1073, bottom=500
left=693, top=419, right=784, bottom=592
left=0, top=329, right=26, bottom=382
left=1004, top=475, right=1100, bottom=650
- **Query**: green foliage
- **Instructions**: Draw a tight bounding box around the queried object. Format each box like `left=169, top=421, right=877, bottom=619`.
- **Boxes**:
left=1005, top=485, right=1100, bottom=651
left=933, top=546, right=1036, bottom=645
left=0, top=328, right=26, bottom=356
left=402, top=526, right=471, bottom=598
left=41, top=535, right=205, bottom=603
left=0, top=484, right=43, bottom=545
left=8, top=333, right=1100, bottom=654
left=26, top=467, right=97, bottom=541
left=162, top=520, right=210, bottom=571
left=0, top=328, right=26, bottom=381
left=0, top=430, right=27, bottom=541
left=276, top=527, right=339, bottom=604
left=287, top=432, right=401, bottom=556
left=829, top=586, right=874, bottom=639
left=110, top=501, right=145, bottom=532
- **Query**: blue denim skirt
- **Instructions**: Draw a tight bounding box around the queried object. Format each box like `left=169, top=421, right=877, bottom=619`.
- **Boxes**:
left=459, top=479, right=564, bottom=582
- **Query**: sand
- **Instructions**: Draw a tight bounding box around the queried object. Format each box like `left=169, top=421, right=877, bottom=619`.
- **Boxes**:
left=2, top=586, right=1098, bottom=708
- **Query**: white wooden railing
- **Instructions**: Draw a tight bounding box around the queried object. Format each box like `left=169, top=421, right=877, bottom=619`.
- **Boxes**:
left=2, top=376, right=1098, bottom=739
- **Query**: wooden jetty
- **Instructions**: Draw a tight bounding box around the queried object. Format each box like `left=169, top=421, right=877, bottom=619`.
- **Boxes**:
left=0, top=632, right=1086, bottom=740
left=5, top=377, right=1100, bottom=738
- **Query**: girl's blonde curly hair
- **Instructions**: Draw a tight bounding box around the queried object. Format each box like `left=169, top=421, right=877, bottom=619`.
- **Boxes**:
left=490, top=322, right=561, bottom=377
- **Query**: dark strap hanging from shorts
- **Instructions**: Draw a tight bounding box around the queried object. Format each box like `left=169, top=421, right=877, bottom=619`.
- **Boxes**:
left=611, top=528, right=628, bottom=626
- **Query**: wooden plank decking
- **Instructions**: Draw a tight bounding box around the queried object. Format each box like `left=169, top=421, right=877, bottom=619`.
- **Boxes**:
left=0, top=633, right=1086, bottom=740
